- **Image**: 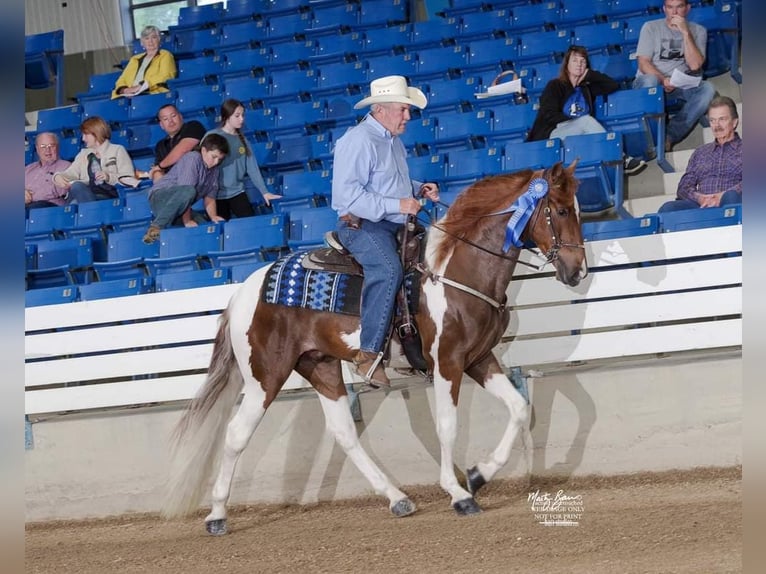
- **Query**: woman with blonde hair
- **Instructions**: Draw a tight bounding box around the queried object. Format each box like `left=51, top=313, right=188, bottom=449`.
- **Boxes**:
left=111, top=25, right=176, bottom=98
left=53, top=116, right=136, bottom=203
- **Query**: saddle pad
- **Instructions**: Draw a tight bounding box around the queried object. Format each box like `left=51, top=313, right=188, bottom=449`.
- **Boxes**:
left=262, top=251, right=362, bottom=316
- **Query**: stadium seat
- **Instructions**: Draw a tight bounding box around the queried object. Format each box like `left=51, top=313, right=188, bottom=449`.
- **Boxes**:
left=25, top=243, right=37, bottom=270
left=219, top=21, right=269, bottom=53
left=459, top=8, right=512, bottom=40
left=688, top=2, right=740, bottom=80
left=223, top=75, right=272, bottom=107
left=25, top=29, right=65, bottom=106
left=219, top=0, right=264, bottom=25
left=76, top=71, right=122, bottom=102
left=25, top=285, right=78, bottom=307
left=158, top=224, right=223, bottom=259
left=658, top=204, right=742, bottom=232
left=26, top=264, right=75, bottom=289
left=107, top=227, right=160, bottom=262
left=313, top=31, right=366, bottom=64
left=359, top=0, right=408, bottom=29
left=409, top=17, right=461, bottom=50
left=487, top=102, right=538, bottom=146
left=445, top=147, right=503, bottom=183
left=511, top=2, right=562, bottom=32
left=435, top=109, right=493, bottom=151
left=92, top=257, right=148, bottom=281
left=502, top=138, right=563, bottom=172
left=316, top=61, right=369, bottom=95
left=608, top=0, right=660, bottom=19
left=573, top=21, right=626, bottom=54
left=36, top=104, right=82, bottom=135
left=309, top=3, right=361, bottom=32
left=466, top=37, right=517, bottom=76
left=408, top=153, right=448, bottom=183
left=175, top=84, right=224, bottom=118
left=172, top=28, right=222, bottom=59
left=280, top=168, right=332, bottom=206
left=581, top=214, right=660, bottom=241
left=365, top=53, right=418, bottom=80
left=172, top=3, right=225, bottom=32
left=229, top=261, right=271, bottom=282
left=361, top=24, right=410, bottom=57
left=287, top=206, right=338, bottom=250
left=35, top=237, right=94, bottom=271
left=273, top=100, right=328, bottom=137
left=143, top=254, right=201, bottom=277
left=269, top=68, right=318, bottom=101
left=559, top=0, right=612, bottom=27
left=81, top=98, right=130, bottom=127
left=169, top=55, right=226, bottom=89
left=424, top=76, right=481, bottom=114
left=219, top=213, right=289, bottom=259
left=563, top=131, right=627, bottom=216
left=271, top=134, right=331, bottom=170
left=62, top=225, right=108, bottom=263
left=518, top=30, right=572, bottom=66
left=78, top=276, right=154, bottom=300
left=127, top=91, right=176, bottom=124
left=269, top=39, right=318, bottom=70
left=155, top=268, right=229, bottom=292
left=267, top=11, right=314, bottom=41
left=399, top=117, right=439, bottom=154
left=26, top=204, right=77, bottom=237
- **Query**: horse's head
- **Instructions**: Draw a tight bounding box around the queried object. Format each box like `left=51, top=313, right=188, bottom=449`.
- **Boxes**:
left=524, top=161, right=587, bottom=287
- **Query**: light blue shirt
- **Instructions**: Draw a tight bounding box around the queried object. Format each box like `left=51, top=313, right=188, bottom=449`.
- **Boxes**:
left=204, top=128, right=269, bottom=202
left=331, top=114, right=422, bottom=224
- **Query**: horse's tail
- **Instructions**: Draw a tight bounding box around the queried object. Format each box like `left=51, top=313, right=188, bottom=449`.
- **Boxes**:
left=162, top=308, right=243, bottom=519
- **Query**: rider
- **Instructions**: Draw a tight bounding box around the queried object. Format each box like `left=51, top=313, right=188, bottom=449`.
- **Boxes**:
left=331, top=75, right=440, bottom=388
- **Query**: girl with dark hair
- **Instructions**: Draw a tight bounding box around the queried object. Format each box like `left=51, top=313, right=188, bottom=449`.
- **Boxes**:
left=142, top=133, right=229, bottom=244
left=204, top=99, right=281, bottom=218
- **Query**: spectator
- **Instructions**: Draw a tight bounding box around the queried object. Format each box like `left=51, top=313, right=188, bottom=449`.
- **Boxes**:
left=52, top=116, right=135, bottom=204
left=331, top=75, right=440, bottom=388
left=142, top=133, right=229, bottom=244
left=111, top=25, right=176, bottom=99
left=658, top=96, right=741, bottom=212
left=528, top=45, right=646, bottom=175
left=25, top=132, right=71, bottom=209
left=633, top=0, right=715, bottom=151
left=204, top=98, right=281, bottom=218
left=148, top=104, right=207, bottom=182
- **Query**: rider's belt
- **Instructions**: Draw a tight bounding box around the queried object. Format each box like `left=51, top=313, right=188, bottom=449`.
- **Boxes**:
left=339, top=213, right=361, bottom=229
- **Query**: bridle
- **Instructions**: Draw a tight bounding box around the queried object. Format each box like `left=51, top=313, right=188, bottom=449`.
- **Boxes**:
left=415, top=171, right=588, bottom=311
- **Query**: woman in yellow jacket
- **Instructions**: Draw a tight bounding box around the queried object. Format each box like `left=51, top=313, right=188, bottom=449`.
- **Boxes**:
left=111, top=25, right=176, bottom=99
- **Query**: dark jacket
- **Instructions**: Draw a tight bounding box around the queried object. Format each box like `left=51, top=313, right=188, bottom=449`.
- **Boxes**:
left=527, top=70, right=619, bottom=141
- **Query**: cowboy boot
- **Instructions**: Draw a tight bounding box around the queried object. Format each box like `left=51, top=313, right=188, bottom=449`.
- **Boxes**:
left=353, top=350, right=390, bottom=388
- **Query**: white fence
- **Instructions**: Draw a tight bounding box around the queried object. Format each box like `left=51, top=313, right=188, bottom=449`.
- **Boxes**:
left=25, top=225, right=742, bottom=416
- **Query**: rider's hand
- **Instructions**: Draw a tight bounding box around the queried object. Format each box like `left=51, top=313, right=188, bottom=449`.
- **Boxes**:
left=419, top=183, right=440, bottom=203
left=399, top=197, right=422, bottom=215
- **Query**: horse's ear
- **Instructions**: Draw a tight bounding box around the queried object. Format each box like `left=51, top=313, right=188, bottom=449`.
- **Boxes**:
left=566, top=158, right=579, bottom=174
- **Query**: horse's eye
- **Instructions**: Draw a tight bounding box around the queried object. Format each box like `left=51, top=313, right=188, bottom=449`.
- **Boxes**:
left=557, top=208, right=568, bottom=217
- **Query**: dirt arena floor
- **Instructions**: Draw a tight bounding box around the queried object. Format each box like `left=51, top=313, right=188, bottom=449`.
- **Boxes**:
left=26, top=466, right=741, bottom=574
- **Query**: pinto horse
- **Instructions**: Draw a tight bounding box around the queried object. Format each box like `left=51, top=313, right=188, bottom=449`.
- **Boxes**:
left=162, top=161, right=586, bottom=534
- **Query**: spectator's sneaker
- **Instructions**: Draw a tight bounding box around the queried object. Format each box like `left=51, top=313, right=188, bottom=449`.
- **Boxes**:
left=624, top=156, right=647, bottom=176
left=142, top=225, right=160, bottom=244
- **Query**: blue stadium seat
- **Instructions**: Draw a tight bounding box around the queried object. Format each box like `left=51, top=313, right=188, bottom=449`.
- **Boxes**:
left=25, top=29, right=65, bottom=106
left=316, top=61, right=368, bottom=95
left=229, top=261, right=271, bottom=282
left=206, top=248, right=265, bottom=270
left=607, top=0, right=659, bottom=19
left=62, top=225, right=108, bottom=262
left=172, top=2, right=225, bottom=32
left=78, top=276, right=154, bottom=300
left=169, top=55, right=226, bottom=90
left=26, top=205, right=77, bottom=237
left=219, top=213, right=289, bottom=259
left=155, top=268, right=229, bottom=291
left=435, top=109, right=493, bottom=151
left=271, top=134, right=331, bottom=170
left=223, top=75, right=272, bottom=106
left=466, top=37, right=517, bottom=76
left=72, top=199, right=124, bottom=229
left=92, top=257, right=148, bottom=281
left=563, top=131, right=626, bottom=216
left=361, top=24, right=410, bottom=56
left=26, top=264, right=75, bottom=289
left=459, top=8, right=512, bottom=40
left=658, top=204, right=742, bottom=232
left=35, top=237, right=94, bottom=271
left=559, top=0, right=612, bottom=27
left=249, top=140, right=279, bottom=166
left=365, top=53, right=418, bottom=80
left=309, top=3, right=361, bottom=33
left=399, top=117, right=439, bottom=154
left=688, top=2, right=740, bottom=80
left=511, top=2, right=562, bottom=32
left=81, top=98, right=130, bottom=126
left=76, top=71, right=122, bottom=102
left=280, top=168, right=332, bottom=205
left=425, top=76, right=481, bottom=114
left=267, top=11, right=314, bottom=41
left=158, top=224, right=223, bottom=259
left=445, top=147, right=503, bottom=183
left=581, top=214, right=660, bottom=241
left=25, top=285, right=78, bottom=307
left=127, top=91, right=177, bottom=124
left=273, top=100, right=328, bottom=137
left=623, top=14, right=655, bottom=53
left=269, top=69, right=318, bottom=101
left=502, top=138, right=563, bottom=172
left=143, top=254, right=201, bottom=277
left=56, top=134, right=81, bottom=162
left=123, top=192, right=153, bottom=222
left=589, top=52, right=637, bottom=86
left=359, top=0, right=408, bottom=29
left=325, top=94, right=365, bottom=128
left=518, top=30, right=572, bottom=66
left=596, top=86, right=667, bottom=169
left=408, top=153, right=448, bottom=183
left=409, top=17, right=461, bottom=50
left=175, top=84, right=224, bottom=118
left=313, top=31, right=366, bottom=65
left=173, top=28, right=222, bottom=59
left=573, top=21, right=626, bottom=54
left=487, top=102, right=538, bottom=146
left=219, top=0, right=264, bottom=25
left=36, top=105, right=82, bottom=134
left=269, top=39, right=318, bottom=70
left=287, top=206, right=338, bottom=250
left=25, top=243, right=37, bottom=270
left=219, top=21, right=269, bottom=53
left=107, top=227, right=160, bottom=261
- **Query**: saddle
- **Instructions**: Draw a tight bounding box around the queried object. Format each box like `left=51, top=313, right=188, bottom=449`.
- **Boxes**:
left=302, top=222, right=429, bottom=373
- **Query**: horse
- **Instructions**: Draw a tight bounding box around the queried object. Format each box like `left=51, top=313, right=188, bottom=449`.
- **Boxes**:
left=162, top=161, right=586, bottom=534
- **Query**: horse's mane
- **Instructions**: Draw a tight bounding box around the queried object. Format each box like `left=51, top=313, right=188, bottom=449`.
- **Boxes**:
left=431, top=169, right=537, bottom=268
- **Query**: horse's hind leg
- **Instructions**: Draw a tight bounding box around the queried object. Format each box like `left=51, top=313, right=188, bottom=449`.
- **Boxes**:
left=465, top=358, right=530, bottom=496
left=300, top=356, right=416, bottom=517
left=204, top=384, right=269, bottom=535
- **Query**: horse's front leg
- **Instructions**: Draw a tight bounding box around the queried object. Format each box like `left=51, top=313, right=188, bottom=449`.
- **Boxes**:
left=464, top=355, right=531, bottom=496
left=432, top=365, right=483, bottom=515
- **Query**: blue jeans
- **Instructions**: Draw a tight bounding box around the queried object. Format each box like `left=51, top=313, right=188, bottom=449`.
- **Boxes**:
left=658, top=190, right=741, bottom=212
left=633, top=74, right=715, bottom=145
left=148, top=185, right=197, bottom=228
left=337, top=218, right=402, bottom=353
left=66, top=181, right=116, bottom=204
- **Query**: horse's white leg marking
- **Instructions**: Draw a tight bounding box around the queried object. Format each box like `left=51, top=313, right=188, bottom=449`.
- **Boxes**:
left=474, top=373, right=530, bottom=482
left=205, top=268, right=271, bottom=524
left=317, top=393, right=410, bottom=506
left=422, top=236, right=474, bottom=505
left=205, top=385, right=267, bottom=523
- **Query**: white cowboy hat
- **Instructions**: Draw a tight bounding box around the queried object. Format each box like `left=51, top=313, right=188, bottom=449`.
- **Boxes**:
left=354, top=75, right=428, bottom=110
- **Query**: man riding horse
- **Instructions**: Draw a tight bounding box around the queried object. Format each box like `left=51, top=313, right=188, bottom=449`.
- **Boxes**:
left=331, top=75, right=441, bottom=388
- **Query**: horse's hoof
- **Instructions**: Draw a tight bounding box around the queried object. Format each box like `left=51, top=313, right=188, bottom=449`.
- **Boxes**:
left=453, top=497, right=483, bottom=516
left=205, top=518, right=228, bottom=536
left=391, top=497, right=417, bottom=517
left=466, top=465, right=487, bottom=496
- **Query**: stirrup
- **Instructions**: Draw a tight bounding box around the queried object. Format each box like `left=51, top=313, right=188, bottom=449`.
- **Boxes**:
left=324, top=231, right=348, bottom=255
